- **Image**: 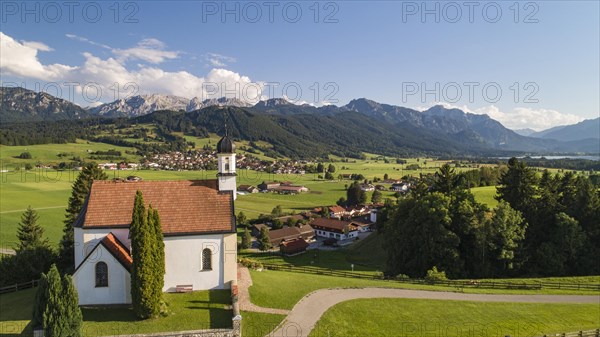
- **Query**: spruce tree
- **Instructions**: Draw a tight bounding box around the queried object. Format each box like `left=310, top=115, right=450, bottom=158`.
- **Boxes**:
left=58, top=163, right=108, bottom=271
left=241, top=228, right=252, bottom=249
left=496, top=157, right=537, bottom=215
left=258, top=227, right=272, bottom=251
left=16, top=206, right=49, bottom=251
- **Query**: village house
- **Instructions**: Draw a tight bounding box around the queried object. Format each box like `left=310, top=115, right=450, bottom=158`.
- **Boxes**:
left=266, top=225, right=315, bottom=247
left=72, top=132, right=238, bottom=305
left=238, top=184, right=259, bottom=194
left=275, top=214, right=306, bottom=224
left=251, top=223, right=268, bottom=237
left=280, top=238, right=310, bottom=256
left=258, top=181, right=281, bottom=192
left=310, top=218, right=359, bottom=240
left=273, top=184, right=309, bottom=194
left=328, top=205, right=347, bottom=219
left=390, top=182, right=411, bottom=192
left=360, top=183, right=375, bottom=192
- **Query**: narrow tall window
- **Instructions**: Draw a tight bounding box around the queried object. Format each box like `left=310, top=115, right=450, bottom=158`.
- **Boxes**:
left=202, top=248, right=212, bottom=270
left=95, top=262, right=108, bottom=287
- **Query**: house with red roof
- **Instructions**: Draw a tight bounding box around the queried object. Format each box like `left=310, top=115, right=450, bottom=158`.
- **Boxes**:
left=310, top=218, right=359, bottom=240
left=73, top=133, right=238, bottom=306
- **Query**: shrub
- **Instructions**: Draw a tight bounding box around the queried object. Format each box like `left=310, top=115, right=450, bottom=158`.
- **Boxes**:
left=425, top=266, right=447, bottom=284
left=18, top=152, right=32, bottom=159
left=395, top=274, right=410, bottom=280
left=238, top=257, right=263, bottom=270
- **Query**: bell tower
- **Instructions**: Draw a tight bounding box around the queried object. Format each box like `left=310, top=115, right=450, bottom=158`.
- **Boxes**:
left=216, top=127, right=237, bottom=200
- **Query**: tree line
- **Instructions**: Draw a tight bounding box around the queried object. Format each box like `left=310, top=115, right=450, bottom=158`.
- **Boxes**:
left=383, top=158, right=600, bottom=279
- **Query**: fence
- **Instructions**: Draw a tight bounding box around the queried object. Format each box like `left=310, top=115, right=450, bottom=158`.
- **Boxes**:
left=260, top=263, right=600, bottom=292
left=541, top=329, right=600, bottom=337
left=0, top=279, right=39, bottom=294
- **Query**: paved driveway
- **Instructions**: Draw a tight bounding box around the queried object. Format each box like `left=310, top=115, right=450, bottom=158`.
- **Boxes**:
left=267, top=288, right=599, bottom=337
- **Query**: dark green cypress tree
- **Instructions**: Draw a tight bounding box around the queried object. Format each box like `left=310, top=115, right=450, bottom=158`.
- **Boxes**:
left=148, top=206, right=164, bottom=316
left=16, top=206, right=49, bottom=251
left=130, top=191, right=148, bottom=318
left=59, top=163, right=108, bottom=272
left=130, top=194, right=163, bottom=318
left=62, top=275, right=83, bottom=337
left=43, top=265, right=66, bottom=337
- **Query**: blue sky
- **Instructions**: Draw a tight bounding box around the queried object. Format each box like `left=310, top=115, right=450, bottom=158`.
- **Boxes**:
left=1, top=1, right=598, bottom=130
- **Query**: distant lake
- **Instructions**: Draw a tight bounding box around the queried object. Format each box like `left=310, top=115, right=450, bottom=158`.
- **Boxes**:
left=498, top=155, right=600, bottom=161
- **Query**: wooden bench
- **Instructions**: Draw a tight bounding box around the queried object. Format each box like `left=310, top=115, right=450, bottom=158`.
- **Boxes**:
left=175, top=284, right=193, bottom=293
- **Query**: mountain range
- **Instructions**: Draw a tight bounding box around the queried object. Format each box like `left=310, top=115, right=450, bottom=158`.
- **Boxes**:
left=1, top=87, right=598, bottom=155
left=0, top=87, right=91, bottom=122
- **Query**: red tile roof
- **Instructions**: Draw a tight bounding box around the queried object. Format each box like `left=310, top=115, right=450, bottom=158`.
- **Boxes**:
left=100, top=233, right=132, bottom=271
left=281, top=238, right=309, bottom=253
left=310, top=218, right=359, bottom=234
left=328, top=205, right=346, bottom=214
left=77, top=180, right=234, bottom=235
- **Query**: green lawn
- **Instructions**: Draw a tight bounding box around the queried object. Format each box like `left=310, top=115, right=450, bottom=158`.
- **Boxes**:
left=346, top=232, right=386, bottom=270
left=0, top=288, right=35, bottom=336
left=248, top=270, right=600, bottom=310
left=240, top=248, right=379, bottom=275
left=0, top=139, right=581, bottom=248
left=471, top=185, right=499, bottom=208
left=0, top=289, right=232, bottom=337
left=241, top=311, right=285, bottom=337
left=309, top=298, right=600, bottom=337
left=0, top=140, right=138, bottom=166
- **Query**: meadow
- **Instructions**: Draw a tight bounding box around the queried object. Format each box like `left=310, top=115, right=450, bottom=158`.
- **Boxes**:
left=246, top=270, right=600, bottom=310
left=0, top=288, right=232, bottom=336
left=0, top=138, right=587, bottom=249
left=0, top=139, right=499, bottom=248
left=309, top=298, right=600, bottom=337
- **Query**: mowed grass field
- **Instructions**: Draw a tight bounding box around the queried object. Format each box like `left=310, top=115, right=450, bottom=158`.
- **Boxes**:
left=0, top=288, right=232, bottom=336
left=471, top=185, right=499, bottom=208
left=1, top=140, right=501, bottom=248
left=0, top=139, right=583, bottom=248
left=247, top=270, right=600, bottom=310
left=309, top=298, right=600, bottom=337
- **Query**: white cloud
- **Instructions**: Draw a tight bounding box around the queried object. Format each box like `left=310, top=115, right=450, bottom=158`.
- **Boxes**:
left=113, top=38, right=179, bottom=64
left=65, top=34, right=112, bottom=50
left=0, top=32, right=75, bottom=80
left=0, top=32, right=263, bottom=105
left=205, top=53, right=236, bottom=67
left=471, top=106, right=584, bottom=131
left=415, top=102, right=584, bottom=131
left=21, top=41, right=53, bottom=52
left=66, top=34, right=179, bottom=64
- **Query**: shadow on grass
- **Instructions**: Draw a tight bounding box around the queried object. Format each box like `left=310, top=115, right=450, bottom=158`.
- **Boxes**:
left=81, top=306, right=137, bottom=323
left=0, top=288, right=35, bottom=337
left=209, top=290, right=232, bottom=329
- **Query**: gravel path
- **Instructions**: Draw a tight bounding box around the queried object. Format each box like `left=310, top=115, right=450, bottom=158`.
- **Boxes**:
left=0, top=248, right=16, bottom=255
left=238, top=265, right=291, bottom=315
left=267, top=287, right=599, bottom=337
